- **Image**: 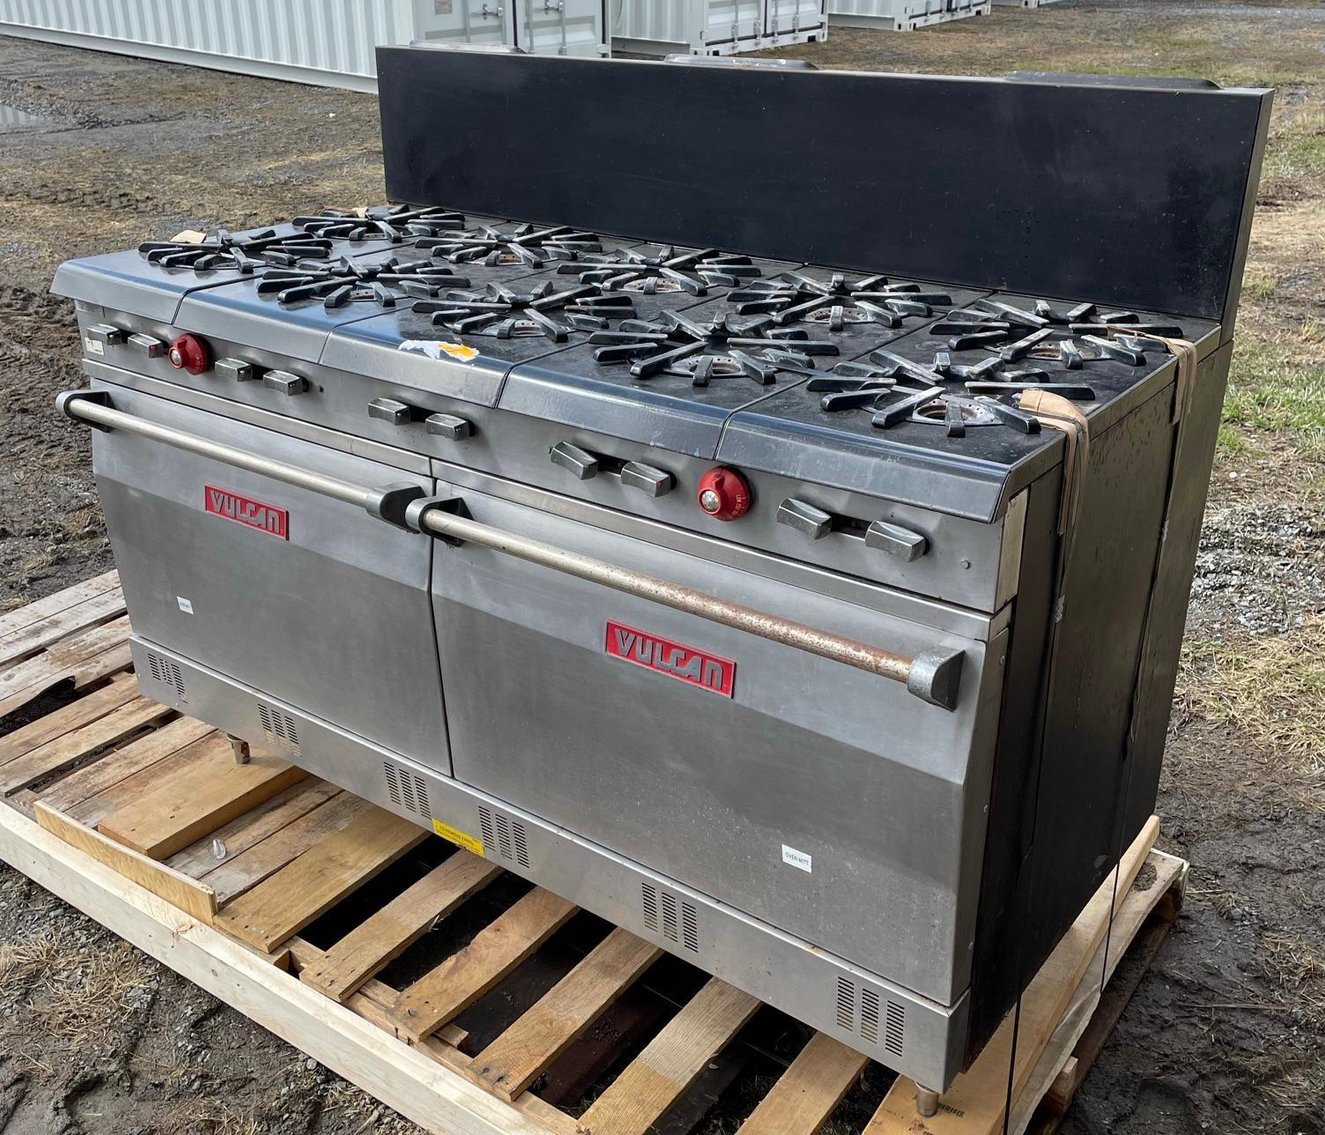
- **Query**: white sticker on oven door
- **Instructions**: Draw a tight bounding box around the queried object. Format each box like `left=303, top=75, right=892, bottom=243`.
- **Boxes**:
left=84, top=338, right=104, bottom=356
left=176, top=596, right=194, bottom=615
left=781, top=844, right=812, bottom=873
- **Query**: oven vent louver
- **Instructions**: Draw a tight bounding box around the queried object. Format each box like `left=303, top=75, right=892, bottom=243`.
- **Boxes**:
left=143, top=650, right=186, bottom=703
left=640, top=882, right=699, bottom=952
left=383, top=760, right=431, bottom=820
left=476, top=806, right=530, bottom=869
left=834, top=976, right=905, bottom=1057
left=257, top=703, right=300, bottom=757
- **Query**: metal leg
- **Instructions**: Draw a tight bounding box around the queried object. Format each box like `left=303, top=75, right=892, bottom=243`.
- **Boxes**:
left=915, top=1086, right=940, bottom=1118
left=227, top=734, right=251, bottom=765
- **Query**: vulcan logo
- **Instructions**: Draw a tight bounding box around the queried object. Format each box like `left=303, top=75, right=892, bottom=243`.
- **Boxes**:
left=204, top=485, right=289, bottom=539
left=604, top=621, right=735, bottom=697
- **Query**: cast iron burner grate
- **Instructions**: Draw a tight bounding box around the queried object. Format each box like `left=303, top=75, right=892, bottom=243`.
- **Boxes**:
left=138, top=229, right=333, bottom=275
left=420, top=224, right=604, bottom=269
left=292, top=204, right=467, bottom=242
left=589, top=310, right=839, bottom=381
left=255, top=255, right=473, bottom=309
left=413, top=281, right=636, bottom=341
left=559, top=247, right=762, bottom=297
left=730, top=271, right=954, bottom=330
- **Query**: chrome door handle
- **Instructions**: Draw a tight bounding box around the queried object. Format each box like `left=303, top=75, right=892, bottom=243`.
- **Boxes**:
left=550, top=441, right=598, bottom=480
left=58, top=388, right=964, bottom=710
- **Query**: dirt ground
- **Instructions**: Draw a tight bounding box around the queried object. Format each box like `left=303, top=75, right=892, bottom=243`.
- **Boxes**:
left=1, top=1, right=1323, bottom=1132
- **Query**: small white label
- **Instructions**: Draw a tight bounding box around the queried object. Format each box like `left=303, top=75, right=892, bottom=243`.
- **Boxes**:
left=176, top=596, right=194, bottom=614
left=85, top=338, right=104, bottom=356
left=781, top=844, right=812, bottom=873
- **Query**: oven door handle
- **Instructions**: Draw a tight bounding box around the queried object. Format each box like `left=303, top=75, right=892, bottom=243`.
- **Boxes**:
left=58, top=389, right=965, bottom=710
left=403, top=496, right=966, bottom=711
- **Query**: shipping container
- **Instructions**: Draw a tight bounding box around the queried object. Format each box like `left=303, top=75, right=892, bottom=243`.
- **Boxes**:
left=827, top=0, right=989, bottom=30
left=611, top=0, right=825, bottom=55
left=0, top=0, right=608, bottom=91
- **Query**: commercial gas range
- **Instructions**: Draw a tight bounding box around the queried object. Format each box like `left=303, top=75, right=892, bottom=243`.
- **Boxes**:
left=52, top=51, right=1270, bottom=1107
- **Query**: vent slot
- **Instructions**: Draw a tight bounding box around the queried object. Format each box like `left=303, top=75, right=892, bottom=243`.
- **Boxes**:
left=476, top=806, right=531, bottom=869
left=144, top=650, right=186, bottom=702
left=382, top=760, right=429, bottom=818
left=384, top=761, right=402, bottom=808
left=640, top=883, right=699, bottom=952
left=833, top=976, right=905, bottom=1056
left=258, top=703, right=300, bottom=756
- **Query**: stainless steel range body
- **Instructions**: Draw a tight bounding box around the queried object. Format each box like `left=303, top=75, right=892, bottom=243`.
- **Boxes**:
left=52, top=53, right=1271, bottom=1102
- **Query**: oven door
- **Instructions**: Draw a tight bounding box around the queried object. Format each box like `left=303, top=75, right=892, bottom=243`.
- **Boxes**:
left=432, top=480, right=1007, bottom=1004
left=86, top=377, right=450, bottom=773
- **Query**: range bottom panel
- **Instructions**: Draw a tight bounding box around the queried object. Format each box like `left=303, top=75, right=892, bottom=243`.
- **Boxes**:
left=130, top=634, right=970, bottom=1090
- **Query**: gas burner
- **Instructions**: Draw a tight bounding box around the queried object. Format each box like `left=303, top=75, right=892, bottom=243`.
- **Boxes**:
left=138, top=229, right=333, bottom=275
left=730, top=271, right=953, bottom=329
left=420, top=224, right=604, bottom=269
left=560, top=247, right=761, bottom=297
left=255, top=255, right=472, bottom=309
left=413, top=281, right=634, bottom=342
left=293, top=204, right=467, bottom=242
left=933, top=299, right=1182, bottom=361
left=588, top=310, right=838, bottom=381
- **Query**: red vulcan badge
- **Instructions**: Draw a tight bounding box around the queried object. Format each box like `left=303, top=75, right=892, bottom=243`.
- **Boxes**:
left=605, top=621, right=735, bottom=697
left=204, top=485, right=289, bottom=539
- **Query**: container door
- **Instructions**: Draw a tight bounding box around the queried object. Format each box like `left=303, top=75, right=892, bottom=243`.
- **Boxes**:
left=432, top=485, right=1003, bottom=1001
left=516, top=0, right=607, bottom=54
left=763, top=0, right=825, bottom=35
left=89, top=378, right=450, bottom=774
left=413, top=0, right=513, bottom=48
left=702, top=0, right=763, bottom=46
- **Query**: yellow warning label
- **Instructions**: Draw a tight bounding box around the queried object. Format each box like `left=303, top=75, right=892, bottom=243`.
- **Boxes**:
left=432, top=818, right=485, bottom=857
left=437, top=341, right=480, bottom=362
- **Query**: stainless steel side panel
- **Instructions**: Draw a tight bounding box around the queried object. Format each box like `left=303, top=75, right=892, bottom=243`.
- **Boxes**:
left=432, top=485, right=1007, bottom=1002
left=89, top=376, right=450, bottom=771
left=132, top=636, right=971, bottom=1090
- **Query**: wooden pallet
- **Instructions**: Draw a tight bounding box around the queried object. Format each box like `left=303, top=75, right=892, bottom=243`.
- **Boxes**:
left=0, top=573, right=1187, bottom=1135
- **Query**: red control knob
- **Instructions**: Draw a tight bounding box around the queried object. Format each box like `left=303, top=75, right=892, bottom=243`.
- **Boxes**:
left=697, top=466, right=751, bottom=521
left=167, top=333, right=211, bottom=375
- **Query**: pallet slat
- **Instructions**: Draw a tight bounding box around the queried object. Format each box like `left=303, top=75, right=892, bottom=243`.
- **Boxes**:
left=303, top=850, right=504, bottom=1003
left=0, top=583, right=127, bottom=669
left=393, top=887, right=579, bottom=1042
left=475, top=928, right=663, bottom=1101
left=0, top=672, right=138, bottom=767
left=216, top=806, right=428, bottom=951
left=737, top=1033, right=870, bottom=1135
left=0, top=571, right=119, bottom=642
left=579, top=977, right=762, bottom=1135
left=97, top=746, right=306, bottom=858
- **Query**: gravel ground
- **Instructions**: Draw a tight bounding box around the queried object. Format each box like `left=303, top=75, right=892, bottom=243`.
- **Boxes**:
left=2, top=3, right=1324, bottom=1133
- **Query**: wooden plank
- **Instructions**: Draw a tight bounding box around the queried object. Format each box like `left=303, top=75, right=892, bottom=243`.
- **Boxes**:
left=33, top=800, right=218, bottom=922
left=0, top=672, right=138, bottom=767
left=166, top=777, right=341, bottom=878
left=737, top=1033, right=870, bottom=1135
left=0, top=799, right=553, bottom=1135
left=216, top=807, right=428, bottom=952
left=38, top=717, right=216, bottom=816
left=97, top=745, right=306, bottom=859
left=578, top=978, right=761, bottom=1135
left=863, top=816, right=1161, bottom=1135
left=0, top=638, right=134, bottom=720
left=392, top=888, right=578, bottom=1042
left=0, top=585, right=127, bottom=669
left=0, top=696, right=174, bottom=796
left=303, top=851, right=504, bottom=1003
left=201, top=790, right=371, bottom=904
left=475, top=928, right=663, bottom=1101
left=0, top=571, right=119, bottom=640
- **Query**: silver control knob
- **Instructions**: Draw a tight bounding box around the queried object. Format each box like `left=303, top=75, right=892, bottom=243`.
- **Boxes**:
left=550, top=441, right=598, bottom=480
left=619, top=461, right=673, bottom=498
left=127, top=333, right=165, bottom=358
left=369, top=397, right=414, bottom=425
left=425, top=413, right=474, bottom=440
left=776, top=497, right=832, bottom=540
left=263, top=370, right=309, bottom=396
left=865, top=520, right=929, bottom=562
left=85, top=324, right=126, bottom=346
left=216, top=357, right=257, bottom=382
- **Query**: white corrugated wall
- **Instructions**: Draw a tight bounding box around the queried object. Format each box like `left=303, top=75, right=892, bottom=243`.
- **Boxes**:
left=0, top=0, right=420, bottom=90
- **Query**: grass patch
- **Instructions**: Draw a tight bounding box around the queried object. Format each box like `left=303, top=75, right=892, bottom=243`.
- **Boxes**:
left=1215, top=422, right=1250, bottom=460
left=1176, top=621, right=1325, bottom=805
left=1264, top=106, right=1325, bottom=182
left=1223, top=338, right=1325, bottom=454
